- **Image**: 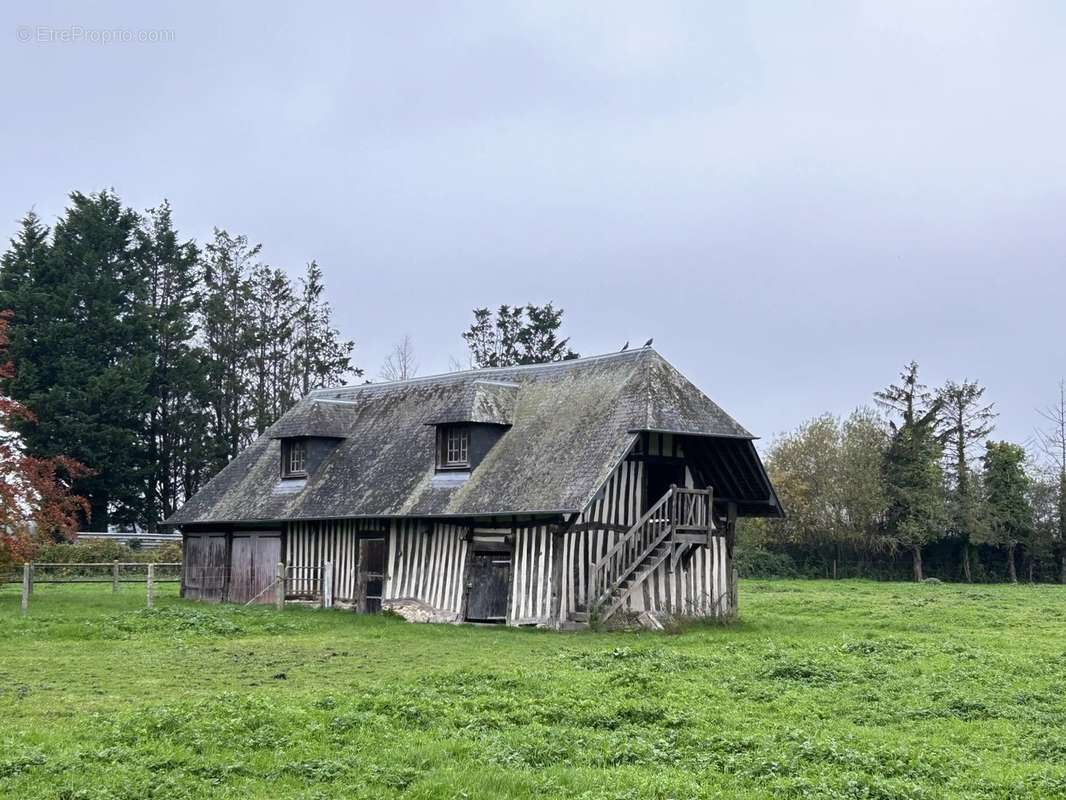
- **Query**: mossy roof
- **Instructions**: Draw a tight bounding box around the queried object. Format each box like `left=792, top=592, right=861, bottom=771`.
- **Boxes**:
left=166, top=348, right=765, bottom=525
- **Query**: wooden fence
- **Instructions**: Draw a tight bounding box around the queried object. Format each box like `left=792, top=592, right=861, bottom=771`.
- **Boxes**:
left=13, top=561, right=182, bottom=615
left=9, top=560, right=341, bottom=615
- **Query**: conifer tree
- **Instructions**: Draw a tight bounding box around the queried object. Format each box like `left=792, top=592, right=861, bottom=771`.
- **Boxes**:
left=293, top=261, right=357, bottom=396
left=249, top=263, right=297, bottom=434
left=137, top=202, right=204, bottom=528
left=939, top=380, right=996, bottom=580
left=200, top=229, right=259, bottom=471
left=876, top=362, right=947, bottom=581
left=979, top=441, right=1033, bottom=583
left=463, top=303, right=578, bottom=368
left=2, top=192, right=153, bottom=530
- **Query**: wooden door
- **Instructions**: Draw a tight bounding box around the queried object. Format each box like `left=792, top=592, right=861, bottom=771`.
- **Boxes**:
left=228, top=533, right=281, bottom=604
left=357, top=537, right=386, bottom=612
left=183, top=534, right=227, bottom=602
left=644, top=463, right=686, bottom=512
left=465, top=552, right=511, bottom=622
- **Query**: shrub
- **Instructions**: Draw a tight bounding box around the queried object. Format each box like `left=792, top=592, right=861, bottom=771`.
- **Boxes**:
left=734, top=546, right=797, bottom=579
left=33, top=538, right=181, bottom=564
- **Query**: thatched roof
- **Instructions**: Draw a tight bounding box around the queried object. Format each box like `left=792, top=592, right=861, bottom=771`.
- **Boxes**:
left=166, top=348, right=778, bottom=525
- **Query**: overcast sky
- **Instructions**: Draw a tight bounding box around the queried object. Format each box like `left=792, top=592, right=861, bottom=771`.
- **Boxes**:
left=2, top=2, right=1064, bottom=450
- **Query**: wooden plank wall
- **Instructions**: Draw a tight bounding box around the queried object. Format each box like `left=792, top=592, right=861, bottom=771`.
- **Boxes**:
left=286, top=519, right=386, bottom=602
left=559, top=433, right=732, bottom=621
left=509, top=524, right=554, bottom=625
left=383, top=520, right=468, bottom=615
left=560, top=458, right=645, bottom=616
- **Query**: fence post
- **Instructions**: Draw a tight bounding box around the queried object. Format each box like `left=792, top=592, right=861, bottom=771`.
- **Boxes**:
left=322, top=561, right=333, bottom=609
left=146, top=563, right=155, bottom=608
left=28, top=562, right=34, bottom=595
left=112, top=559, right=120, bottom=593
left=275, top=562, right=285, bottom=611
left=21, top=563, right=30, bottom=616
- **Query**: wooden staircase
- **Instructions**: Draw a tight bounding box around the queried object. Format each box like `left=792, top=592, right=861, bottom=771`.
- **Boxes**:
left=580, top=486, right=713, bottom=624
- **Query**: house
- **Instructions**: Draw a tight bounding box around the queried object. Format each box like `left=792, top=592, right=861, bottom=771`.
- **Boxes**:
left=165, top=347, right=782, bottom=627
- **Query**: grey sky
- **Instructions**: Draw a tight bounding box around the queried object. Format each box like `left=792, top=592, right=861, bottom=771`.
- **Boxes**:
left=2, top=2, right=1064, bottom=450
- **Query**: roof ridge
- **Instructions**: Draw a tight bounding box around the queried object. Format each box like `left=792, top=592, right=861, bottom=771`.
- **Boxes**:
left=308, top=347, right=654, bottom=397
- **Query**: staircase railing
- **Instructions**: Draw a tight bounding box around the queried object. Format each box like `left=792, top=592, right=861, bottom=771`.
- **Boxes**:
left=587, top=486, right=713, bottom=617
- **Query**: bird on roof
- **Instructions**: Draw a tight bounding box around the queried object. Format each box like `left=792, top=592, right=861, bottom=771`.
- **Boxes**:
left=643, top=338, right=653, bottom=348
left=620, top=341, right=629, bottom=351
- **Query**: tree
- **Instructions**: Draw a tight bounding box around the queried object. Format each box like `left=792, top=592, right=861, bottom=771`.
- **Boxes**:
left=462, top=303, right=578, bottom=368
left=249, top=263, right=297, bottom=435
left=979, top=441, right=1033, bottom=583
left=876, top=362, right=947, bottom=581
left=0, top=210, right=49, bottom=311
left=292, top=261, right=358, bottom=396
left=137, top=202, right=204, bottom=529
left=939, top=379, right=996, bottom=581
left=759, top=408, right=887, bottom=575
left=764, top=414, right=845, bottom=551
left=1029, top=467, right=1060, bottom=582
left=1035, top=381, right=1066, bottom=583
left=838, top=407, right=890, bottom=546
left=0, top=310, right=90, bottom=564
left=200, top=229, right=259, bottom=471
left=380, top=335, right=418, bottom=381
left=1, top=191, right=153, bottom=530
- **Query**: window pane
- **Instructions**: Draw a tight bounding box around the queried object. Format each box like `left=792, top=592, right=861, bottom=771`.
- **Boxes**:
left=445, top=427, right=468, bottom=465
left=287, top=440, right=306, bottom=474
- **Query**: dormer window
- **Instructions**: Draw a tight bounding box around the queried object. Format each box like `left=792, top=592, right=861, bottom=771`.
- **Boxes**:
left=437, top=425, right=470, bottom=469
left=282, top=438, right=307, bottom=478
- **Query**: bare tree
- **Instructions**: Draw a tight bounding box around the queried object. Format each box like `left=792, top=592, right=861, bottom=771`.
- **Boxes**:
left=379, top=335, right=419, bottom=382
left=1036, top=380, right=1066, bottom=583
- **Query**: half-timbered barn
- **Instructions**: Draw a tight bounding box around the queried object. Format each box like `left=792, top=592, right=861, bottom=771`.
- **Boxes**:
left=166, top=347, right=781, bottom=627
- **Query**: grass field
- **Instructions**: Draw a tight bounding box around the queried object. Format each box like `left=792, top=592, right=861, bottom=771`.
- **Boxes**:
left=2, top=580, right=1065, bottom=799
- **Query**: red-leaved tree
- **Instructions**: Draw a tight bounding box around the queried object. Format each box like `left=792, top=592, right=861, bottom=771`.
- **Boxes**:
left=0, top=310, right=91, bottom=564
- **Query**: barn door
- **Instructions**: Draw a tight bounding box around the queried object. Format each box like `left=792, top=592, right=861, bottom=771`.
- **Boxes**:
left=357, top=537, right=385, bottom=612
left=183, top=534, right=227, bottom=602
left=465, top=552, right=511, bottom=622
left=228, top=533, right=281, bottom=604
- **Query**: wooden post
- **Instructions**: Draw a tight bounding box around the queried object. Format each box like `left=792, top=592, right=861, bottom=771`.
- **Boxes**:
left=730, top=566, right=739, bottom=614
left=275, top=562, right=285, bottom=611
left=21, top=563, right=30, bottom=616
left=322, top=561, right=333, bottom=609
left=112, top=560, right=120, bottom=593
left=146, top=563, right=155, bottom=608
left=28, top=562, right=34, bottom=595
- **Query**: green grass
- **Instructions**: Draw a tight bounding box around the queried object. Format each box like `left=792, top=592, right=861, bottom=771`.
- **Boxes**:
left=2, top=580, right=1065, bottom=799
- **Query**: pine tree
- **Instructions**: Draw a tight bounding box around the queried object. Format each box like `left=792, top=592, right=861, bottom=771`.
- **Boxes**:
left=200, top=229, right=259, bottom=471
left=876, top=362, right=947, bottom=581
left=249, top=263, right=297, bottom=434
left=137, top=202, right=204, bottom=528
left=979, top=441, right=1033, bottom=583
left=293, top=261, right=357, bottom=396
left=939, top=380, right=996, bottom=581
left=462, top=303, right=578, bottom=368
